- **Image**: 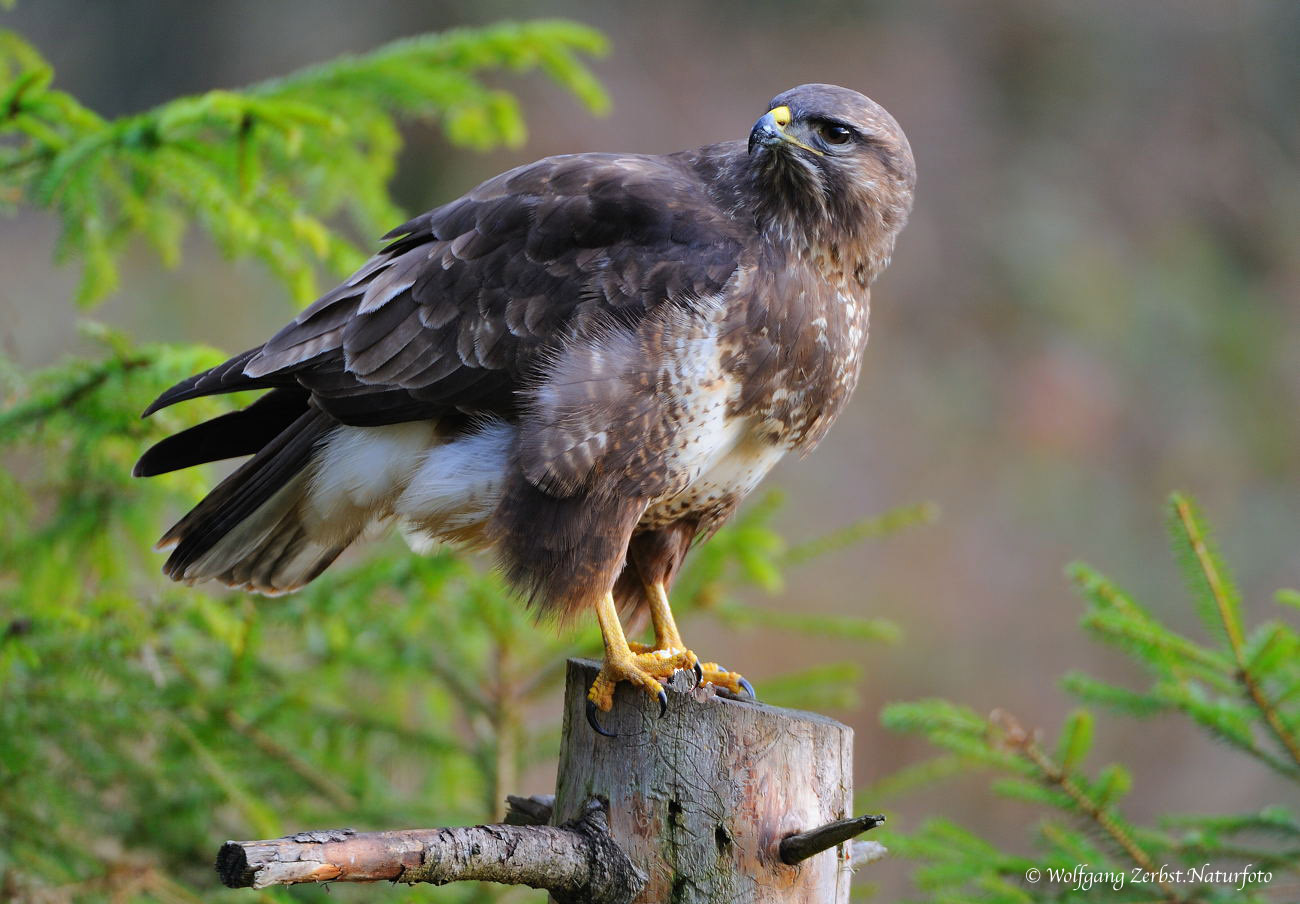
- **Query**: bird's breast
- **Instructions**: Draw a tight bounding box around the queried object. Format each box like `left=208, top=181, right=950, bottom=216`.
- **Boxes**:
left=726, top=266, right=871, bottom=451
left=639, top=422, right=786, bottom=531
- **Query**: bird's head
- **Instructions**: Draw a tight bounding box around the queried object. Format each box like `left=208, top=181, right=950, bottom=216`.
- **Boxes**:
left=746, top=84, right=915, bottom=281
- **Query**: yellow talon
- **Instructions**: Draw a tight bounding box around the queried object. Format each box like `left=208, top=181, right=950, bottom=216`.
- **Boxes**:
left=586, top=591, right=698, bottom=735
left=698, top=662, right=747, bottom=695
left=587, top=648, right=696, bottom=712
left=586, top=584, right=753, bottom=736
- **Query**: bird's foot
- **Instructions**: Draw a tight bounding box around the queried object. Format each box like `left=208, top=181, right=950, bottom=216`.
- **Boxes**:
left=628, top=640, right=700, bottom=670
left=699, top=662, right=756, bottom=699
left=626, top=642, right=753, bottom=698
left=586, top=647, right=698, bottom=736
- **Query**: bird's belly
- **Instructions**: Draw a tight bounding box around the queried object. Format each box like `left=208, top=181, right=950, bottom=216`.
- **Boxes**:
left=394, top=419, right=515, bottom=550
left=640, top=427, right=786, bottom=529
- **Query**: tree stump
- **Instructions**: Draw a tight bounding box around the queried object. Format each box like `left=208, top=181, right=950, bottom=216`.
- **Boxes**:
left=552, top=659, right=856, bottom=904
left=217, top=658, right=878, bottom=902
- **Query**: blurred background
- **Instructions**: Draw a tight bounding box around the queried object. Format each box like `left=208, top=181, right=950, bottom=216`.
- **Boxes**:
left=2, top=0, right=1297, bottom=899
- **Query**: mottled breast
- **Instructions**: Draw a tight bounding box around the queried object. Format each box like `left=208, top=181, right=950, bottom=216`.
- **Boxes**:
left=641, top=252, right=870, bottom=532
left=639, top=424, right=786, bottom=532
left=726, top=251, right=871, bottom=451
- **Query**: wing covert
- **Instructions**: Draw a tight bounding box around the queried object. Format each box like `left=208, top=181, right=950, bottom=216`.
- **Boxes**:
left=241, top=151, right=749, bottom=425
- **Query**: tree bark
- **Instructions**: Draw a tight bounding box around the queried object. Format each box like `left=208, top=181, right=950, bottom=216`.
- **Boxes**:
left=552, top=659, right=859, bottom=904
left=217, top=800, right=644, bottom=904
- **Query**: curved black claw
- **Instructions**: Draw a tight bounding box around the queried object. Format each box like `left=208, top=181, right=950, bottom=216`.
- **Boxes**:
left=586, top=699, right=617, bottom=737
left=657, top=688, right=669, bottom=718
left=693, top=660, right=704, bottom=684
left=739, top=676, right=757, bottom=699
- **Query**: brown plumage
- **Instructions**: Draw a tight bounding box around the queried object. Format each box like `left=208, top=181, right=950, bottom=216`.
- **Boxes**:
left=137, top=85, right=915, bottom=683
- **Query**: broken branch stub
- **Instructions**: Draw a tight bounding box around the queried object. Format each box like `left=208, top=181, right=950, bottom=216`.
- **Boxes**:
left=779, top=813, right=886, bottom=865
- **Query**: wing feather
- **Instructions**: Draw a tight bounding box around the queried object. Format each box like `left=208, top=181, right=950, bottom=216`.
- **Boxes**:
left=161, top=149, right=749, bottom=431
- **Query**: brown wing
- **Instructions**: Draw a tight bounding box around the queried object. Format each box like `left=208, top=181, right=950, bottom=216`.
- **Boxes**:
left=169, top=150, right=750, bottom=428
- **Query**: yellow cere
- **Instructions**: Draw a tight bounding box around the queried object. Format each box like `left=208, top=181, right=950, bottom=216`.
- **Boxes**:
left=766, top=105, right=822, bottom=156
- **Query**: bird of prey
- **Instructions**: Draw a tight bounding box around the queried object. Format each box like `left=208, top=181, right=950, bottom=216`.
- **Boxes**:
left=136, top=83, right=915, bottom=734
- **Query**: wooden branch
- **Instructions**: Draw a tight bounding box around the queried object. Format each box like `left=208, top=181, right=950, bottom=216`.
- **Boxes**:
left=216, top=799, right=644, bottom=904
left=779, top=814, right=885, bottom=865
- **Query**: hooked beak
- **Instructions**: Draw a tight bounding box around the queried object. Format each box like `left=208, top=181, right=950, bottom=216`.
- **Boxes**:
left=748, top=105, right=821, bottom=156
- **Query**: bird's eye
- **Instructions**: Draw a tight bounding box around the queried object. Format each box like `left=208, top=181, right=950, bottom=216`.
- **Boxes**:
left=817, top=122, right=854, bottom=146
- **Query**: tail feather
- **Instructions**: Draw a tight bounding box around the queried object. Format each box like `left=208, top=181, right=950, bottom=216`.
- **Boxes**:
left=134, top=388, right=310, bottom=477
left=161, top=407, right=335, bottom=586
left=187, top=478, right=351, bottom=595
left=142, top=347, right=281, bottom=417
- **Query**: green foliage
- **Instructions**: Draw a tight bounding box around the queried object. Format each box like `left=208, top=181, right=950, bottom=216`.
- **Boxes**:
left=0, top=20, right=609, bottom=304
left=873, top=494, right=1299, bottom=903
left=0, top=24, right=933, bottom=902
left=0, top=334, right=920, bottom=902
left=0, top=323, right=583, bottom=898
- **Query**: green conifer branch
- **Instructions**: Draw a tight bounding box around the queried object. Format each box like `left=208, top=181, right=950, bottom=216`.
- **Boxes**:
left=0, top=21, right=609, bottom=304
left=782, top=500, right=938, bottom=565
left=223, top=708, right=358, bottom=813
left=1070, top=557, right=1300, bottom=778
left=0, top=349, right=149, bottom=439
left=1168, top=494, right=1246, bottom=651
left=988, top=709, right=1180, bottom=902
left=880, top=495, right=1297, bottom=902
left=1170, top=494, right=1300, bottom=769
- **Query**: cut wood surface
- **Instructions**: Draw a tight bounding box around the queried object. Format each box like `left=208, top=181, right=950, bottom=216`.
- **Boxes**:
left=553, top=659, right=857, bottom=904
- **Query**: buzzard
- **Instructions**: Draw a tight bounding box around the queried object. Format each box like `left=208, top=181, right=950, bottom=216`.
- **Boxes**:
left=136, top=83, right=915, bottom=733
